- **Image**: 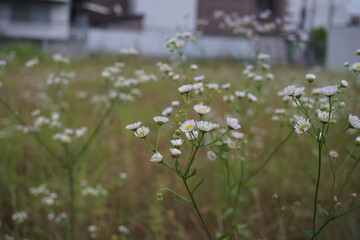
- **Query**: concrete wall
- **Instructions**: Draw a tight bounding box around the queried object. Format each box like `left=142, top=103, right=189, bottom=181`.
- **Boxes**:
left=286, top=0, right=353, bottom=30
left=0, top=2, right=71, bottom=40
left=86, top=28, right=257, bottom=59
left=326, top=27, right=360, bottom=70
left=131, top=0, right=198, bottom=31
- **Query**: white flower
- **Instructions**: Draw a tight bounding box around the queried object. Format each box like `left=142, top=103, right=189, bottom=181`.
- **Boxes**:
left=321, top=86, right=338, bottom=97
left=266, top=73, right=274, bottom=80
left=150, top=152, right=163, bottom=163
left=159, top=63, right=172, bottom=72
left=194, top=75, right=205, bottom=81
left=305, top=73, right=316, bottom=83
left=162, top=107, right=173, bottom=116
left=340, top=80, right=348, bottom=88
left=193, top=104, right=211, bottom=115
left=135, top=126, right=150, bottom=138
left=235, top=91, right=246, bottom=98
left=186, top=130, right=199, bottom=140
left=178, top=84, right=193, bottom=94
left=222, top=83, right=231, bottom=89
left=176, top=40, right=185, bottom=48
left=153, top=116, right=169, bottom=125
left=227, top=117, right=241, bottom=130
left=294, top=87, right=305, bottom=98
left=283, top=85, right=296, bottom=96
left=190, top=64, right=198, bottom=70
left=75, top=127, right=87, bottom=137
left=231, top=131, right=245, bottom=139
left=294, top=117, right=311, bottom=135
left=31, top=109, right=41, bottom=117
left=119, top=172, right=128, bottom=179
left=118, top=225, right=130, bottom=235
left=349, top=114, right=360, bottom=129
left=351, top=62, right=360, bottom=72
left=171, top=101, right=180, bottom=106
left=53, top=133, right=71, bottom=143
left=170, top=139, right=183, bottom=148
left=180, top=119, right=197, bottom=132
left=126, top=121, right=141, bottom=131
left=257, top=53, right=270, bottom=61
left=170, top=148, right=181, bottom=158
left=247, top=93, right=258, bottom=102
left=207, top=83, right=219, bottom=90
left=12, top=211, right=28, bottom=224
left=88, top=225, right=98, bottom=233
left=317, top=110, right=331, bottom=123
left=356, top=136, right=360, bottom=146
left=196, top=121, right=215, bottom=132
left=207, top=151, right=217, bottom=161
left=225, top=139, right=236, bottom=149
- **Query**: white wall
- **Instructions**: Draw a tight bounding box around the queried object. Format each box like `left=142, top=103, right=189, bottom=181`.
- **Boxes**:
left=326, top=27, right=360, bottom=70
left=286, top=0, right=353, bottom=30
left=0, top=2, right=71, bottom=40
left=131, top=0, right=198, bottom=31
left=86, top=28, right=256, bottom=59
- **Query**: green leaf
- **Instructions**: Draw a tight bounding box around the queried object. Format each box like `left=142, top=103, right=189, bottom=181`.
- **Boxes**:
left=186, top=168, right=197, bottom=179
left=308, top=169, right=316, bottom=185
left=175, top=160, right=181, bottom=175
left=302, top=229, right=314, bottom=237
left=222, top=208, right=234, bottom=218
left=173, top=198, right=192, bottom=205
left=217, top=232, right=231, bottom=240
left=191, top=177, right=205, bottom=194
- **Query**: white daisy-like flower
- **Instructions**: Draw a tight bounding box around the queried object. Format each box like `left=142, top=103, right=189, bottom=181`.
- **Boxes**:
left=294, top=117, right=311, bottom=135
left=247, top=93, right=258, bottom=102
left=193, top=104, right=211, bottom=115
left=222, top=83, right=231, bottom=89
left=227, top=117, right=241, bottom=130
left=172, top=74, right=180, bottom=80
left=294, top=87, right=305, bottom=98
left=126, top=121, right=142, bottom=131
left=190, top=64, right=198, bottom=71
left=171, top=101, right=180, bottom=106
left=266, top=73, right=274, bottom=80
left=355, top=136, right=360, bottom=146
left=193, top=82, right=204, bottom=90
left=118, top=225, right=130, bottom=235
left=178, top=84, right=193, bottom=94
left=317, top=110, right=331, bottom=123
left=186, top=130, right=199, bottom=140
left=176, top=40, right=184, bottom=48
left=254, top=75, right=263, bottom=82
left=351, top=62, right=360, bottom=72
left=119, top=172, right=128, bottom=179
left=196, top=121, right=215, bottom=132
left=150, top=152, right=163, bottom=163
left=170, top=139, right=183, bottom=148
left=194, top=75, right=205, bottom=81
left=207, top=83, right=219, bottom=90
left=75, top=127, right=87, bottom=137
left=162, top=107, right=173, bottom=116
left=349, top=114, right=360, bottom=129
left=207, top=151, right=217, bottom=161
left=88, top=225, right=98, bottom=233
left=225, top=139, right=236, bottom=149
left=180, top=119, right=197, bottom=132
left=153, top=116, right=169, bottom=125
left=283, top=85, right=296, bottom=96
left=305, top=73, right=316, bottom=83
left=135, top=126, right=150, bottom=138
left=231, top=131, right=245, bottom=139
left=170, top=148, right=181, bottom=158
left=321, top=86, right=338, bottom=97
left=159, top=64, right=172, bottom=72
left=235, top=91, right=246, bottom=98
left=340, top=80, right=348, bottom=88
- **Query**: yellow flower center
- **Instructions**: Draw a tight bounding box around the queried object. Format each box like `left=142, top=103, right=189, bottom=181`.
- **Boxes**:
left=229, top=143, right=235, bottom=147
left=299, top=124, right=308, bottom=132
left=139, top=131, right=145, bottom=135
left=355, top=65, right=360, bottom=69
left=185, top=125, right=193, bottom=130
left=198, top=108, right=206, bottom=112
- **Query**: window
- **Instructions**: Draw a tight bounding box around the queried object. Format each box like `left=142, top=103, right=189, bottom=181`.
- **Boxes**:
left=12, top=1, right=51, bottom=23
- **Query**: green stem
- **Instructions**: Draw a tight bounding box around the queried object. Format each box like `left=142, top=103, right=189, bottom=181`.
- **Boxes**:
left=64, top=144, right=76, bottom=240
left=313, top=142, right=322, bottom=233
left=244, top=131, right=293, bottom=182
left=182, top=177, right=213, bottom=240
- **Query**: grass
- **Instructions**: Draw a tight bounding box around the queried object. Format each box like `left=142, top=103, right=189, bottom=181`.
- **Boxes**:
left=0, top=51, right=359, bottom=240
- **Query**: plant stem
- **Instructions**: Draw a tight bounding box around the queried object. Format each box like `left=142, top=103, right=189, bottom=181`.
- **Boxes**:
left=313, top=142, right=322, bottom=233
left=64, top=144, right=76, bottom=240
left=182, top=177, right=213, bottom=240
